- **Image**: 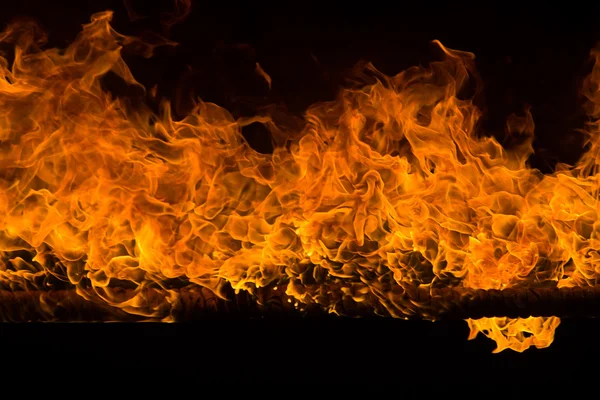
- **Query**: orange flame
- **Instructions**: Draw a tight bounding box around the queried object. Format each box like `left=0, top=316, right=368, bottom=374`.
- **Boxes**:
left=0, top=11, right=598, bottom=352
left=467, top=316, right=561, bottom=353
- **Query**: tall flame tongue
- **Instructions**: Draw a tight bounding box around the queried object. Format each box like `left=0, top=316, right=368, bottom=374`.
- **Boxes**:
left=0, top=11, right=598, bottom=352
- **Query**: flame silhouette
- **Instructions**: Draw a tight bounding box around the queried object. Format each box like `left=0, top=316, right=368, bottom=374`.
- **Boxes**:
left=0, top=11, right=598, bottom=352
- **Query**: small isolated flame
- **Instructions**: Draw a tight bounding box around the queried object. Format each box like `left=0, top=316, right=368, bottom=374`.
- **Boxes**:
left=1, top=11, right=599, bottom=352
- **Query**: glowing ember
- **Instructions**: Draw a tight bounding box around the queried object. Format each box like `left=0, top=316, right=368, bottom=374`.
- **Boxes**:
left=0, top=10, right=598, bottom=352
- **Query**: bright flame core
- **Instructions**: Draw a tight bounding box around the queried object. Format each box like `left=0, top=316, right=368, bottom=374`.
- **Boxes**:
left=1, top=11, right=598, bottom=352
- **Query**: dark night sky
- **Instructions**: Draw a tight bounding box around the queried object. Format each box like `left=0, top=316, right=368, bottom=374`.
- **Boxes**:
left=1, top=1, right=600, bottom=387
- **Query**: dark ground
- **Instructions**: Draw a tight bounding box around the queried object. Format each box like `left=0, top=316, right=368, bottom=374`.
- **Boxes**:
left=1, top=0, right=599, bottom=387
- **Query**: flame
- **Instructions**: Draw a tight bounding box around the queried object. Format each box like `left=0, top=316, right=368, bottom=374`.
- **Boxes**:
left=467, top=317, right=561, bottom=353
left=0, top=11, right=598, bottom=352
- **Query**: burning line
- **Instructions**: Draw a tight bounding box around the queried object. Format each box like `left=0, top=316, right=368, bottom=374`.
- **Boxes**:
left=1, top=10, right=599, bottom=351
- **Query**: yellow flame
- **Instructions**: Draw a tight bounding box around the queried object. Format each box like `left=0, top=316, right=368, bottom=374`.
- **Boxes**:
left=467, top=317, right=561, bottom=353
left=0, top=11, right=598, bottom=352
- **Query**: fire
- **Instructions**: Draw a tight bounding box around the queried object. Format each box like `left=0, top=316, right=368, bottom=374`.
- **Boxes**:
left=0, top=10, right=598, bottom=352
left=467, top=317, right=561, bottom=353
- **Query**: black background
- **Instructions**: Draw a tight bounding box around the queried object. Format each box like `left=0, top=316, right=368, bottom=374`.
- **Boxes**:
left=1, top=0, right=600, bottom=387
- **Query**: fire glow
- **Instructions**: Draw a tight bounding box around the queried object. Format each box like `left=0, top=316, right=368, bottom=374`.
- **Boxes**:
left=1, top=10, right=599, bottom=353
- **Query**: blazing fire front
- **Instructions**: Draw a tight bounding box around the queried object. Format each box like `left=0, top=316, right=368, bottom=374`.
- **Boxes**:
left=0, top=9, right=598, bottom=353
